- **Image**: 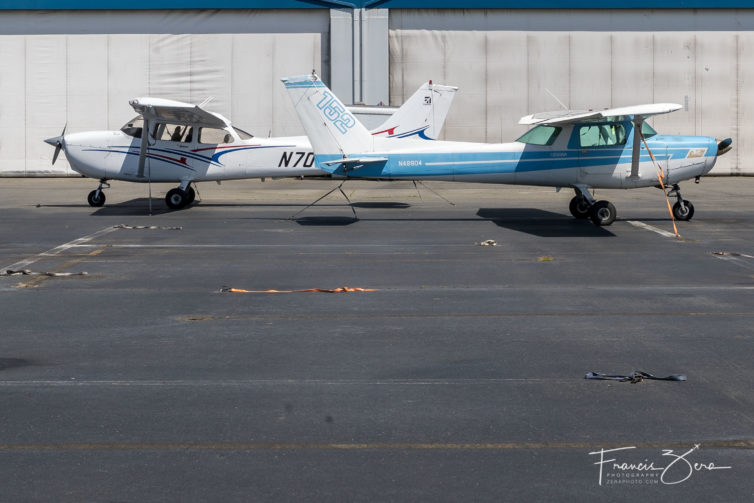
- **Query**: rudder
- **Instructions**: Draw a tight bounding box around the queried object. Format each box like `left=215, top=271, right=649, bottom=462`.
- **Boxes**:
left=282, top=74, right=373, bottom=157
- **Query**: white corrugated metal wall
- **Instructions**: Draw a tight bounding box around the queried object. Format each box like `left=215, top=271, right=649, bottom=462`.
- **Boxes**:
left=1, top=8, right=751, bottom=175
left=389, top=9, right=750, bottom=174
left=0, top=10, right=328, bottom=175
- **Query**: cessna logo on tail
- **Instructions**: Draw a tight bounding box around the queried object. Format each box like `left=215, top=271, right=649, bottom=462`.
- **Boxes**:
left=316, top=90, right=356, bottom=134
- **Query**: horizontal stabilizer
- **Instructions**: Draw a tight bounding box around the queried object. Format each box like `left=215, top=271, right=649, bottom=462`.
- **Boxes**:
left=322, top=157, right=389, bottom=166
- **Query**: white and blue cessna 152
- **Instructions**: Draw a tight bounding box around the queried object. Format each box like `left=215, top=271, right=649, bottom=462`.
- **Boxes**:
left=44, top=81, right=457, bottom=209
left=283, top=73, right=732, bottom=226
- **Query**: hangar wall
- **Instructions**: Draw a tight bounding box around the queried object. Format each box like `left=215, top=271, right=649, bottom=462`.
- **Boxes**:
left=389, top=9, right=751, bottom=174
left=0, top=10, right=328, bottom=175
left=1, top=7, right=751, bottom=176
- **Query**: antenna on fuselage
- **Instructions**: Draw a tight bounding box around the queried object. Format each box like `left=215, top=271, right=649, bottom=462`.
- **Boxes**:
left=544, top=88, right=569, bottom=111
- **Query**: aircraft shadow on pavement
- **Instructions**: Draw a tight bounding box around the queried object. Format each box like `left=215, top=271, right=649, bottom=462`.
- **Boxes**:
left=0, top=358, right=34, bottom=371
left=350, top=202, right=411, bottom=209
left=294, top=216, right=359, bottom=226
left=90, top=198, right=174, bottom=216
left=476, top=208, right=615, bottom=237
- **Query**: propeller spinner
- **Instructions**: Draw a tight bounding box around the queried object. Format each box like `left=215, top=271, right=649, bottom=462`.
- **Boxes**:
left=44, top=125, right=67, bottom=165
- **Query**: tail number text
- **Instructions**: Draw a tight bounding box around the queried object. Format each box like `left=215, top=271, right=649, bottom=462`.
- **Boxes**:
left=279, top=151, right=315, bottom=168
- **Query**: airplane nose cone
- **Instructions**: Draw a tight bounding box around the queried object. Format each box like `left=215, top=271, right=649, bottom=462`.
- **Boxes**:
left=44, top=135, right=63, bottom=147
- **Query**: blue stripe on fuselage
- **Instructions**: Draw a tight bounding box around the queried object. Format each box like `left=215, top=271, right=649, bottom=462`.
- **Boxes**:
left=315, top=136, right=716, bottom=178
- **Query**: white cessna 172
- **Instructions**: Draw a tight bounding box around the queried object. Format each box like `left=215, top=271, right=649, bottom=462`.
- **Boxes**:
left=283, top=73, right=732, bottom=226
left=44, top=81, right=457, bottom=209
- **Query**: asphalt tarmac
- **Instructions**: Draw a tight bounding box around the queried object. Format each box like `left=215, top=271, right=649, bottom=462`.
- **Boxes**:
left=1, top=177, right=752, bottom=502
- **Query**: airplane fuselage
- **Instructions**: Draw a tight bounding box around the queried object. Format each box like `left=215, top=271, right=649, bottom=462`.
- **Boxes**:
left=63, top=131, right=325, bottom=183
left=319, top=121, right=719, bottom=189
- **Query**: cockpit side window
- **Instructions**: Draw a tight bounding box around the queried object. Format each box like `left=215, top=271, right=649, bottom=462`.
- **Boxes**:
left=578, top=124, right=627, bottom=148
left=155, top=123, right=191, bottom=143
left=516, top=125, right=562, bottom=146
left=199, top=127, right=234, bottom=144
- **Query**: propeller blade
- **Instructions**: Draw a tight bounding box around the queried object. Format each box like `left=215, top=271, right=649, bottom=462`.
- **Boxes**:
left=717, top=137, right=732, bottom=156
left=52, top=143, right=62, bottom=165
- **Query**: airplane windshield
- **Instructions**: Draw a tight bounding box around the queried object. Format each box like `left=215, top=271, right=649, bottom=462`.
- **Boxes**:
left=233, top=127, right=254, bottom=140
left=516, top=125, right=562, bottom=146
left=641, top=122, right=658, bottom=138
left=121, top=116, right=144, bottom=138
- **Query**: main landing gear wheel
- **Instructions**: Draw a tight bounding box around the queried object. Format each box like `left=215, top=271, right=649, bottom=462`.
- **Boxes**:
left=165, top=188, right=189, bottom=209
left=186, top=186, right=196, bottom=205
left=672, top=200, right=694, bottom=221
left=590, top=200, right=617, bottom=226
left=87, top=189, right=106, bottom=207
left=569, top=195, right=591, bottom=219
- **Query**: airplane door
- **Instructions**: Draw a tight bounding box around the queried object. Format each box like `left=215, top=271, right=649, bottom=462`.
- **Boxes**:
left=577, top=123, right=627, bottom=187
left=123, top=122, right=193, bottom=178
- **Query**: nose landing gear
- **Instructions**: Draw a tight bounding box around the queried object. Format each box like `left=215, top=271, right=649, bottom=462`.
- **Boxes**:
left=87, top=179, right=110, bottom=207
left=668, top=184, right=694, bottom=221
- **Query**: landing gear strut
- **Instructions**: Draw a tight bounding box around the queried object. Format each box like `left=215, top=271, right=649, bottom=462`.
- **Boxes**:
left=668, top=184, right=694, bottom=221
left=570, top=186, right=617, bottom=226
left=165, top=183, right=196, bottom=210
left=87, top=179, right=109, bottom=207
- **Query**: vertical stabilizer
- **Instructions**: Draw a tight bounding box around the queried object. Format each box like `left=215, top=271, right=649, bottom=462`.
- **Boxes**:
left=282, top=74, right=373, bottom=157
left=372, top=82, right=458, bottom=140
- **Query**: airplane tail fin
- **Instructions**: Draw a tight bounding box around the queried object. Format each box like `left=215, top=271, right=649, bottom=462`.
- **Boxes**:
left=371, top=82, right=458, bottom=140
left=281, top=74, right=373, bottom=157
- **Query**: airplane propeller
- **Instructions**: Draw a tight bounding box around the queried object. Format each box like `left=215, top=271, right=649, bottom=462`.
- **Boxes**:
left=717, top=137, right=733, bottom=156
left=44, top=124, right=67, bottom=165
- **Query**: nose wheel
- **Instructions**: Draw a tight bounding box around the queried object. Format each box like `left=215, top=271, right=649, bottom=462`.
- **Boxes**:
left=668, top=185, right=694, bottom=221
left=87, top=180, right=109, bottom=207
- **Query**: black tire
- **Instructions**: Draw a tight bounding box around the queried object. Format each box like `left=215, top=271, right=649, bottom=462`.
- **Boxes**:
left=186, top=186, right=196, bottom=205
left=590, top=200, right=617, bottom=226
left=672, top=200, right=694, bottom=221
left=165, top=188, right=188, bottom=209
left=87, top=190, right=106, bottom=207
left=569, top=195, right=591, bottom=219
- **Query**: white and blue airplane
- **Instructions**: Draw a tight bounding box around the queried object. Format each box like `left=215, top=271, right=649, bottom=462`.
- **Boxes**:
left=44, top=81, right=457, bottom=209
left=282, top=73, right=732, bottom=226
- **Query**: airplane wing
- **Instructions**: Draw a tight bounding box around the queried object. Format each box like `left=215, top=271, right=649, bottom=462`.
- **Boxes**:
left=519, top=103, right=682, bottom=125
left=129, top=97, right=228, bottom=128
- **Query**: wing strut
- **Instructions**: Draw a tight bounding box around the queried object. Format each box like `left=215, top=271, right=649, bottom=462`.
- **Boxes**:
left=629, top=118, right=643, bottom=179
left=137, top=117, right=151, bottom=179
left=137, top=117, right=154, bottom=215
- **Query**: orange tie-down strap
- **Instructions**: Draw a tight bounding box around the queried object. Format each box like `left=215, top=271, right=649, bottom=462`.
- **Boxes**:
left=222, top=286, right=377, bottom=294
